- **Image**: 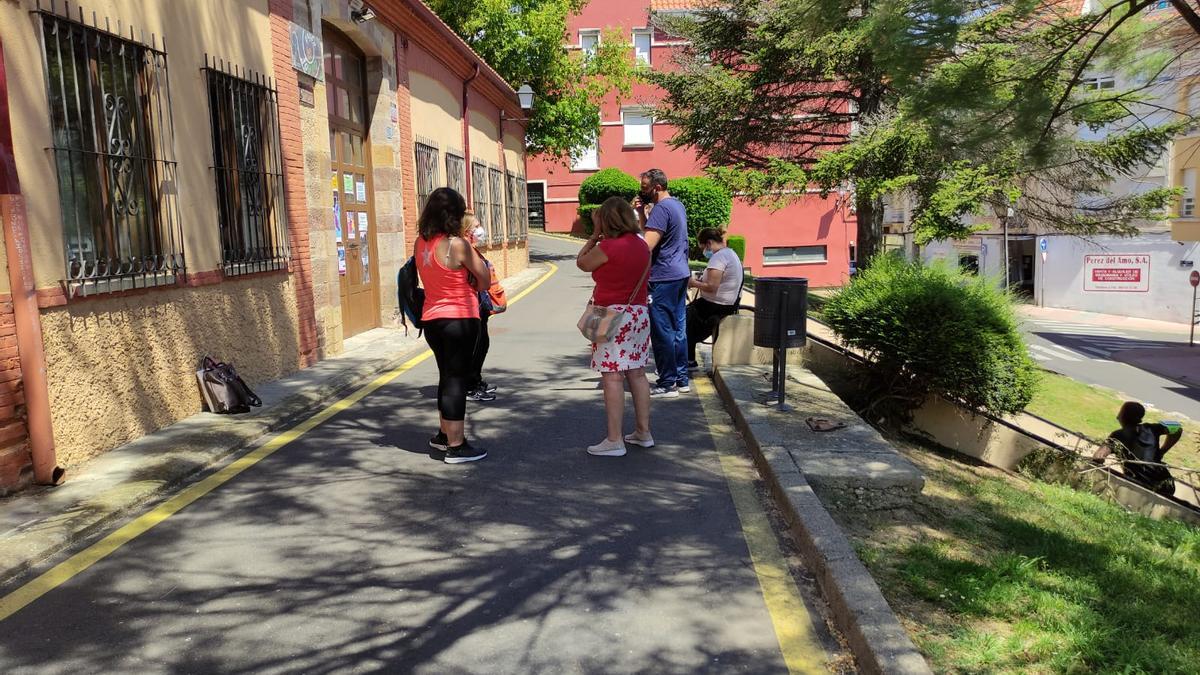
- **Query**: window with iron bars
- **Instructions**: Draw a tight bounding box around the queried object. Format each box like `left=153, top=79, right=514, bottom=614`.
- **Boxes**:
left=204, top=58, right=290, bottom=275
left=445, top=152, right=465, bottom=196
left=489, top=167, right=504, bottom=243
left=506, top=172, right=520, bottom=242
left=414, top=139, right=440, bottom=213
left=516, top=175, right=529, bottom=241
left=471, top=162, right=490, bottom=239
left=37, top=4, right=186, bottom=294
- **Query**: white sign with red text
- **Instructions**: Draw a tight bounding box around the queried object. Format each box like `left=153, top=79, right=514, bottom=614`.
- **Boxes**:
left=1083, top=253, right=1150, bottom=292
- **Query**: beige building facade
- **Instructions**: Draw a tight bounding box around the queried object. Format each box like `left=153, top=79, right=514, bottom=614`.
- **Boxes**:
left=0, top=0, right=530, bottom=493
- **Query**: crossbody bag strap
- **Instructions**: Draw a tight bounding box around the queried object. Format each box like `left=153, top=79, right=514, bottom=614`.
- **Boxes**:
left=623, top=257, right=652, bottom=308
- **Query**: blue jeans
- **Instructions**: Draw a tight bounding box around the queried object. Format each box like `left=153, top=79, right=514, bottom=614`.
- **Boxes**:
left=649, top=278, right=689, bottom=389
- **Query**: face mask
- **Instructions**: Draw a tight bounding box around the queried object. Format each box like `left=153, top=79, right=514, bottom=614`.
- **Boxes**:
left=473, top=226, right=486, bottom=241
left=703, top=249, right=714, bottom=260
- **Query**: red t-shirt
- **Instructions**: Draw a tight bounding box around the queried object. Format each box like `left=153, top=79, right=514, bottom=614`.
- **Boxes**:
left=592, top=234, right=650, bottom=306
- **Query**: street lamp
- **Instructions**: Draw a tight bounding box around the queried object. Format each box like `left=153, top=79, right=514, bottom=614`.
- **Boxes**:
left=992, top=200, right=1015, bottom=287
left=503, top=85, right=535, bottom=123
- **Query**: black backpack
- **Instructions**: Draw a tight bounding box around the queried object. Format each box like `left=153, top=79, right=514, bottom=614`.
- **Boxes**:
left=397, top=256, right=425, bottom=335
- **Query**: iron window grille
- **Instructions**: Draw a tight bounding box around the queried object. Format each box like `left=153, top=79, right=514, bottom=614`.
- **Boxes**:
left=414, top=139, right=439, bottom=214
left=36, top=1, right=186, bottom=295
left=489, top=167, right=504, bottom=243
left=517, top=175, right=529, bottom=241
left=471, top=161, right=489, bottom=238
left=505, top=172, right=520, bottom=242
left=203, top=57, right=290, bottom=276
left=445, top=152, right=465, bottom=196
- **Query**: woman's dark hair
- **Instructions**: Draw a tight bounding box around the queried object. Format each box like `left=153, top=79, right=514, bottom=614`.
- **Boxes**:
left=697, top=228, right=725, bottom=245
left=1118, top=401, right=1146, bottom=425
left=595, top=196, right=641, bottom=238
left=418, top=187, right=467, bottom=240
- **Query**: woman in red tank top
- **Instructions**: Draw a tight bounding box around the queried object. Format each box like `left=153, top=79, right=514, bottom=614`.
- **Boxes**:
left=416, top=188, right=491, bottom=464
left=576, top=197, right=653, bottom=457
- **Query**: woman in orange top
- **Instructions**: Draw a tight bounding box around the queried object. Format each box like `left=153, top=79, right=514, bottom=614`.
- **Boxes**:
left=416, top=188, right=491, bottom=464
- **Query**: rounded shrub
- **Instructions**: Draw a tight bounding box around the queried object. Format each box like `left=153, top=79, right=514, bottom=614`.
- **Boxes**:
left=578, top=204, right=600, bottom=236
left=670, top=177, right=732, bottom=238
left=578, top=168, right=639, bottom=207
left=822, top=254, right=1040, bottom=425
left=727, top=235, right=746, bottom=261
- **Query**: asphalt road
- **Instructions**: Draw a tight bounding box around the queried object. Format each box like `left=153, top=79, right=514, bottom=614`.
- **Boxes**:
left=0, top=235, right=835, bottom=673
left=1021, top=317, right=1200, bottom=418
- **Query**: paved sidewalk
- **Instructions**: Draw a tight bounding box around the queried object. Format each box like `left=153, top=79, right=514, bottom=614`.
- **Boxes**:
left=0, top=264, right=548, bottom=587
left=1017, top=304, right=1192, bottom=336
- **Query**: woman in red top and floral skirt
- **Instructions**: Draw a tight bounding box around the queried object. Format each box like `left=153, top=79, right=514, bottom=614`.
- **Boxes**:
left=417, top=188, right=492, bottom=464
left=576, top=197, right=653, bottom=457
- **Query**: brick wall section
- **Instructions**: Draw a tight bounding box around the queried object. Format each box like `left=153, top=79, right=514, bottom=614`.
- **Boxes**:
left=269, top=0, right=319, bottom=367
left=394, top=38, right=420, bottom=253
left=0, top=293, right=29, bottom=492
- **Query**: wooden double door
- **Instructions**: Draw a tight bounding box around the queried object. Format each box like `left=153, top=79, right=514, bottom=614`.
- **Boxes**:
left=326, top=35, right=380, bottom=338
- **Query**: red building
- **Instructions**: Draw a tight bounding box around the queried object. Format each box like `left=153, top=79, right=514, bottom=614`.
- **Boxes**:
left=525, top=0, right=854, bottom=287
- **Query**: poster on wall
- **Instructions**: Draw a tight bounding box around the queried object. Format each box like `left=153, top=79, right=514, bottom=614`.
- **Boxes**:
left=1083, top=253, right=1150, bottom=292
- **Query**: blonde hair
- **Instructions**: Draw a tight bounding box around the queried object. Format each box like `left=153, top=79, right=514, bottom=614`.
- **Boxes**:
left=594, top=196, right=641, bottom=238
left=462, top=213, right=480, bottom=231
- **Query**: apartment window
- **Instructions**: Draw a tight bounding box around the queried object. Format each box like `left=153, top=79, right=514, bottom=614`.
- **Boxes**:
left=38, top=7, right=185, bottom=293
left=1183, top=168, right=1197, bottom=217
left=580, top=30, right=600, bottom=57
left=623, top=109, right=653, bottom=147
left=414, top=140, right=440, bottom=213
left=763, top=245, right=828, bottom=265
left=1084, top=76, right=1116, bottom=91
left=633, top=29, right=652, bottom=65
left=571, top=137, right=600, bottom=171
left=489, top=167, right=505, bottom=242
left=205, top=61, right=291, bottom=275
left=517, top=176, right=529, bottom=240
left=446, top=152, right=466, bottom=195
left=472, top=161, right=490, bottom=238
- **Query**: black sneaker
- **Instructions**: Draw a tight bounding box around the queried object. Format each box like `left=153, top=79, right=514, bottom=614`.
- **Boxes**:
left=479, top=381, right=498, bottom=395
left=445, top=441, right=487, bottom=464
left=687, top=360, right=700, bottom=370
left=467, top=388, right=497, bottom=402
left=429, top=432, right=449, bottom=452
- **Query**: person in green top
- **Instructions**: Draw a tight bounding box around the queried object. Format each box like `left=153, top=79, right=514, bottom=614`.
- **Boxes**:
left=1094, top=401, right=1181, bottom=497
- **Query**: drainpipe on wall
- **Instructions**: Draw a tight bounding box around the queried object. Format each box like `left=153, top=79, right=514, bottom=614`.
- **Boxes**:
left=0, top=41, right=63, bottom=485
left=462, top=64, right=480, bottom=206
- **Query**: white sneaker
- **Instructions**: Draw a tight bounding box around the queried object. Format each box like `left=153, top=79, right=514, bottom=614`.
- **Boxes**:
left=624, top=432, right=655, bottom=448
left=587, top=438, right=627, bottom=457
left=649, top=385, right=679, bottom=398
left=677, top=385, right=691, bottom=393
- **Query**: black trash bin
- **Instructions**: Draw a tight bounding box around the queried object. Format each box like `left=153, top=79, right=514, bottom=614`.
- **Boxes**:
left=753, top=277, right=808, bottom=349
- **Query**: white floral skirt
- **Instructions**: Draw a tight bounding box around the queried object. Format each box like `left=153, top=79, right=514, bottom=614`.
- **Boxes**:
left=591, top=304, right=651, bottom=373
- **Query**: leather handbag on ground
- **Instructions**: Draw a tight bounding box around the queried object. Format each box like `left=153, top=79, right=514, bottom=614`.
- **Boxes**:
left=196, top=356, right=262, bottom=414
left=577, top=256, right=651, bottom=343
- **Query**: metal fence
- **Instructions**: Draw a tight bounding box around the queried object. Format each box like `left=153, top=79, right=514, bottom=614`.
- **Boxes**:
left=37, top=1, right=186, bottom=294
left=203, top=57, right=290, bottom=275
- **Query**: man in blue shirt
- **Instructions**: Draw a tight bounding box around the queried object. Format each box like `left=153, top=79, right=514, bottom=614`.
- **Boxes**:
left=635, top=169, right=690, bottom=398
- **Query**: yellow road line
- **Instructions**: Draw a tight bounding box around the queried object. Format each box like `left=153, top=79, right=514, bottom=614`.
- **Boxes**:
left=0, top=262, right=559, bottom=622
left=694, top=376, right=828, bottom=674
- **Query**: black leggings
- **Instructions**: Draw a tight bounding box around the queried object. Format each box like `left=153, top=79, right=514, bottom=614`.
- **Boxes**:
left=470, top=312, right=490, bottom=389
left=687, top=298, right=738, bottom=361
left=424, top=318, right=481, bottom=421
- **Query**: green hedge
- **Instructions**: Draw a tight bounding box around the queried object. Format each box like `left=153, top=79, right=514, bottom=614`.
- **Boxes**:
left=578, top=204, right=600, bottom=236
left=670, top=176, right=732, bottom=238
left=578, top=168, right=639, bottom=206
left=727, top=235, right=746, bottom=261
left=823, top=254, right=1039, bottom=425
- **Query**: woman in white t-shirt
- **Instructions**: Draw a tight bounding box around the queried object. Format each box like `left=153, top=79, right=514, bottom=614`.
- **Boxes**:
left=685, top=228, right=744, bottom=368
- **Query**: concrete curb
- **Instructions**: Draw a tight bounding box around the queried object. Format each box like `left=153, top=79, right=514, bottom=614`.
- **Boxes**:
left=713, top=366, right=932, bottom=675
left=0, top=264, right=551, bottom=589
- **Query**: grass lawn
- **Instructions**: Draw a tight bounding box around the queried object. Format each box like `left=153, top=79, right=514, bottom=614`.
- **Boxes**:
left=837, top=440, right=1200, bottom=674
left=1027, top=371, right=1200, bottom=473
